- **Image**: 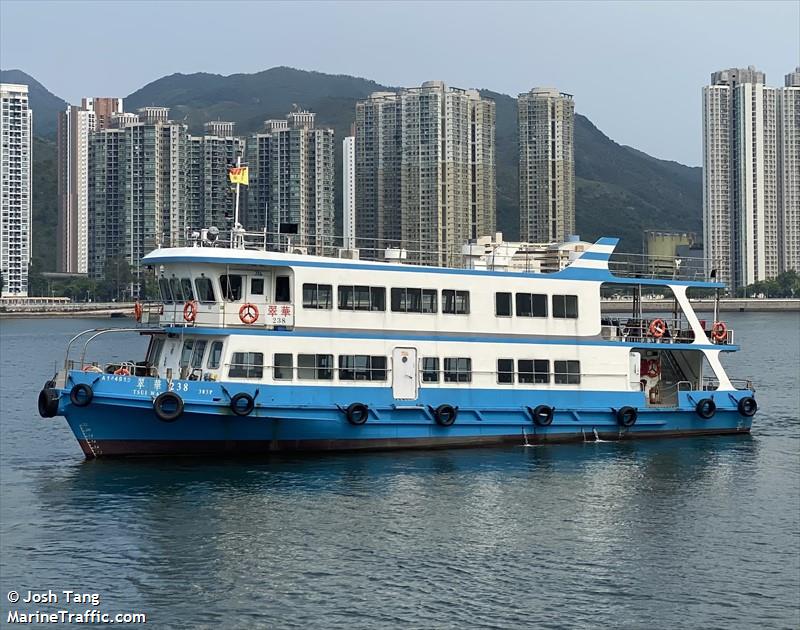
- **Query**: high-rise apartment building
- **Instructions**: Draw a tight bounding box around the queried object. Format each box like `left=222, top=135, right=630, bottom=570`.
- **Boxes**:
left=88, top=108, right=188, bottom=288
left=246, top=112, right=335, bottom=253
left=703, top=66, right=782, bottom=289
left=0, top=84, right=32, bottom=297
left=778, top=68, right=800, bottom=274
left=343, top=136, right=356, bottom=251
left=57, top=97, right=123, bottom=273
left=518, top=87, right=575, bottom=244
left=187, top=123, right=244, bottom=230
left=355, top=81, right=496, bottom=265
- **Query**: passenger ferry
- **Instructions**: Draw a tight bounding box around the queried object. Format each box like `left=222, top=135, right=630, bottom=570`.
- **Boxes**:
left=37, top=230, right=758, bottom=459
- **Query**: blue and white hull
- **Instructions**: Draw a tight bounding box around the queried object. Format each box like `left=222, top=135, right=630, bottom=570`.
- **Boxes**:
left=55, top=371, right=754, bottom=459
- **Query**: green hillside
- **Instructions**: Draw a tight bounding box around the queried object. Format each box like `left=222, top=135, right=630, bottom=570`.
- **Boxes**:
left=6, top=66, right=702, bottom=271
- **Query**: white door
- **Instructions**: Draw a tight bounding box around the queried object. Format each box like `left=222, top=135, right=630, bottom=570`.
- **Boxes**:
left=392, top=347, right=418, bottom=400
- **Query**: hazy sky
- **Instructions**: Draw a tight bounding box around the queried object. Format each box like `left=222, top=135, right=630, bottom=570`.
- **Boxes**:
left=1, top=0, right=798, bottom=165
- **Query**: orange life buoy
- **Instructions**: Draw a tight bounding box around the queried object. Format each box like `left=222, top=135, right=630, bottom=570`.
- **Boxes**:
left=183, top=300, right=198, bottom=322
left=711, top=321, right=727, bottom=342
left=239, top=303, right=259, bottom=325
left=134, top=301, right=143, bottom=322
left=114, top=366, right=130, bottom=376
left=649, top=318, right=667, bottom=338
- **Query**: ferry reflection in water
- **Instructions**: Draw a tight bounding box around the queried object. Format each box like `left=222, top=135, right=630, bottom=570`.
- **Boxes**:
left=25, top=435, right=763, bottom=628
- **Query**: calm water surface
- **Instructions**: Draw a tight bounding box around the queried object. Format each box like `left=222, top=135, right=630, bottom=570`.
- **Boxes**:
left=1, top=313, right=798, bottom=629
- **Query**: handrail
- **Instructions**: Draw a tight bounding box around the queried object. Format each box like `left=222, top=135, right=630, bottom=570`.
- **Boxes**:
left=77, top=327, right=163, bottom=369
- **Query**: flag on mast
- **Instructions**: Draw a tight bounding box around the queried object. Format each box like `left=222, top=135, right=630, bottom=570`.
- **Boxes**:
left=228, top=166, right=249, bottom=186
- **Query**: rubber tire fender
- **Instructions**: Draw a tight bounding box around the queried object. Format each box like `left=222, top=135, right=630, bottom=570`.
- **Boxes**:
left=696, top=398, right=716, bottom=419
left=529, top=404, right=554, bottom=426
left=737, top=396, right=757, bottom=417
left=434, top=404, right=458, bottom=427
left=38, top=388, right=60, bottom=418
left=617, top=406, right=638, bottom=427
left=69, top=383, right=94, bottom=408
left=345, top=402, right=369, bottom=425
left=153, top=391, right=184, bottom=423
left=230, top=392, right=255, bottom=417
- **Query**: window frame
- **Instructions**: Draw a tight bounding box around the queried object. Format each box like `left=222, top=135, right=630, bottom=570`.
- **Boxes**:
left=442, top=289, right=470, bottom=315
left=422, top=357, right=440, bottom=383
left=443, top=357, right=472, bottom=383
left=552, top=294, right=579, bottom=319
left=207, top=341, right=223, bottom=369
left=515, top=293, right=548, bottom=318
left=228, top=352, right=264, bottom=379
left=194, top=277, right=216, bottom=303
left=220, top=274, right=243, bottom=302
left=273, top=353, right=293, bottom=380
left=302, top=283, right=333, bottom=309
left=497, top=358, right=514, bottom=384
left=554, top=360, right=581, bottom=385
left=297, top=354, right=333, bottom=380
left=495, top=292, right=512, bottom=317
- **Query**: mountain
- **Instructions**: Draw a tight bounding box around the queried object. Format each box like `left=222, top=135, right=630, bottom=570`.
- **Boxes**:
left=0, top=69, right=68, bottom=138
left=10, top=67, right=703, bottom=272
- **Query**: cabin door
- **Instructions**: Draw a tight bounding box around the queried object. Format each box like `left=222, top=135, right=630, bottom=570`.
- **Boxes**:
left=392, top=347, right=418, bottom=401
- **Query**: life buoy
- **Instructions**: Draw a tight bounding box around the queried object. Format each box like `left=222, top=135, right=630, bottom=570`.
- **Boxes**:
left=711, top=321, right=727, bottom=343
left=38, top=387, right=59, bottom=418
left=69, top=383, right=93, bottom=407
left=345, top=402, right=369, bottom=425
left=114, top=366, right=130, bottom=376
left=230, top=392, right=255, bottom=417
left=239, top=303, right=259, bottom=325
left=134, top=301, right=143, bottom=322
left=737, top=396, right=757, bottom=417
left=617, top=406, right=638, bottom=427
left=183, top=300, right=198, bottom=322
left=649, top=319, right=667, bottom=338
left=433, top=404, right=458, bottom=426
left=528, top=404, right=554, bottom=426
left=153, top=391, right=184, bottom=422
left=696, top=398, right=716, bottom=419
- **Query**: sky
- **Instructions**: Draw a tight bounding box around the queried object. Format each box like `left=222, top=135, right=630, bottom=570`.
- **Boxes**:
left=1, top=0, right=798, bottom=165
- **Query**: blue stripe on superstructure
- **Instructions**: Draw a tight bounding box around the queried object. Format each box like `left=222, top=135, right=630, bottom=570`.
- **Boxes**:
left=597, top=237, right=619, bottom=247
left=144, top=254, right=726, bottom=289
left=165, top=326, right=739, bottom=352
left=577, top=251, right=610, bottom=261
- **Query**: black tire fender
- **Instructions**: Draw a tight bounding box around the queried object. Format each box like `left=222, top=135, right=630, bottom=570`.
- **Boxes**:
left=230, top=392, right=255, bottom=417
left=696, top=398, right=716, bottom=419
left=345, top=402, right=369, bottom=425
left=153, top=391, right=184, bottom=422
left=528, top=404, right=554, bottom=426
left=38, top=388, right=60, bottom=418
left=69, top=383, right=93, bottom=408
left=433, top=404, right=458, bottom=427
left=617, top=406, right=638, bottom=427
left=737, top=396, right=757, bottom=417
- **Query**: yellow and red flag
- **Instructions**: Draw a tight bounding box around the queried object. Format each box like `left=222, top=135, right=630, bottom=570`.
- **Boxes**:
left=228, top=166, right=249, bottom=186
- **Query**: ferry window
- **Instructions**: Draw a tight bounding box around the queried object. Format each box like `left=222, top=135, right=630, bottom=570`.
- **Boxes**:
left=303, top=283, right=333, bottom=309
left=444, top=357, right=472, bottom=383
left=422, top=357, right=440, bottom=383
left=519, top=359, right=550, bottom=384
left=146, top=337, right=165, bottom=366
left=391, top=288, right=437, bottom=313
left=159, top=278, right=173, bottom=304
left=220, top=274, right=243, bottom=301
left=275, top=276, right=291, bottom=303
left=442, top=290, right=470, bottom=315
left=251, top=278, right=264, bottom=295
left=516, top=293, right=547, bottom=317
left=179, top=340, right=195, bottom=368
left=338, top=285, right=386, bottom=311
left=170, top=278, right=184, bottom=302
left=554, top=360, right=581, bottom=385
left=273, top=353, right=293, bottom=380
left=190, top=340, right=208, bottom=369
left=207, top=341, right=223, bottom=369
left=495, top=292, right=511, bottom=317
left=229, top=352, right=264, bottom=379
left=297, top=354, right=333, bottom=380
left=338, top=355, right=387, bottom=381
left=181, top=278, right=195, bottom=301
left=553, top=295, right=579, bottom=319
left=195, top=277, right=216, bottom=303
left=497, top=359, right=514, bottom=384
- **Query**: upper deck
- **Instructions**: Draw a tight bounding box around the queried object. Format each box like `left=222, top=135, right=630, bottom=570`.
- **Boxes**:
left=138, top=230, right=734, bottom=349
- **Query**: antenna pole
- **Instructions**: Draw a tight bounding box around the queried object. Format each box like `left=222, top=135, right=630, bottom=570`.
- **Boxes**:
left=232, top=155, right=242, bottom=246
